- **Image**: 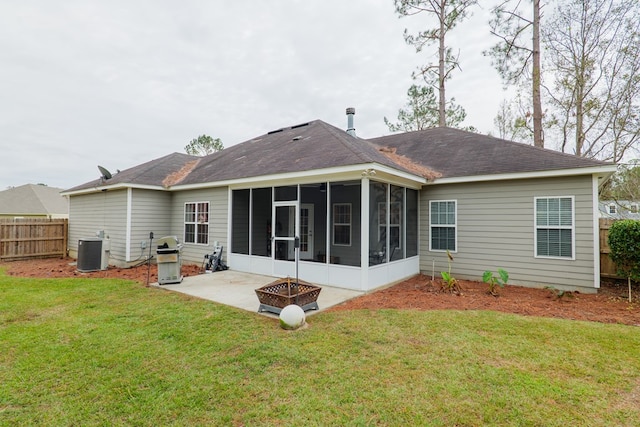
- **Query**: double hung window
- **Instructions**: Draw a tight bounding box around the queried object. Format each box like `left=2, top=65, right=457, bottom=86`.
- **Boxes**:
left=333, top=203, right=351, bottom=246
left=185, top=202, right=209, bottom=244
left=430, top=200, right=456, bottom=251
left=535, top=197, right=573, bottom=258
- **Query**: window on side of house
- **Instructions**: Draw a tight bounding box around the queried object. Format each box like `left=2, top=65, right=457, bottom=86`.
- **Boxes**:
left=430, top=200, right=456, bottom=252
left=333, top=203, right=351, bottom=246
left=184, top=201, right=209, bottom=245
left=629, top=204, right=638, bottom=213
left=535, top=197, right=573, bottom=259
left=608, top=204, right=617, bottom=214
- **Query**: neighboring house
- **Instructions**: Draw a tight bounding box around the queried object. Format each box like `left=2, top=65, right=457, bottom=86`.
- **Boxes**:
left=0, top=184, right=68, bottom=219
left=62, top=114, right=616, bottom=293
left=598, top=201, right=640, bottom=220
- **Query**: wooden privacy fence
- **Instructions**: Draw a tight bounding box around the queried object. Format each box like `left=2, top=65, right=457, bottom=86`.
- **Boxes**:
left=0, top=218, right=68, bottom=261
left=600, top=218, right=621, bottom=279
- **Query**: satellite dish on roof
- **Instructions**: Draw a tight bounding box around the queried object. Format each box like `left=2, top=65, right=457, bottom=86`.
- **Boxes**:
left=98, top=165, right=112, bottom=180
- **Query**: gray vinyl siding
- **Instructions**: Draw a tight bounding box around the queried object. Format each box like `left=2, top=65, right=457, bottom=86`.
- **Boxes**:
left=170, top=187, right=229, bottom=265
left=130, top=189, right=172, bottom=263
left=420, top=175, right=597, bottom=292
left=68, top=190, right=127, bottom=262
left=68, top=189, right=170, bottom=267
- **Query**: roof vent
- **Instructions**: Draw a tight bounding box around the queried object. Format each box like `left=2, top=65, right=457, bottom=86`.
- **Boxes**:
left=291, top=122, right=309, bottom=130
left=346, top=107, right=356, bottom=137
left=267, top=128, right=285, bottom=135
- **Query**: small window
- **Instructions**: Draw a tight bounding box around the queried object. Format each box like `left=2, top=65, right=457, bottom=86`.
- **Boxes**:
left=608, top=204, right=617, bottom=214
left=333, top=203, right=351, bottom=246
left=629, top=204, right=639, bottom=213
left=184, top=202, right=209, bottom=244
left=430, top=200, right=456, bottom=251
left=535, top=197, right=573, bottom=258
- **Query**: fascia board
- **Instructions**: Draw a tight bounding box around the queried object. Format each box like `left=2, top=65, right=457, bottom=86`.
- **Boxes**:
left=171, top=163, right=427, bottom=191
left=428, top=165, right=618, bottom=185
left=61, top=183, right=165, bottom=196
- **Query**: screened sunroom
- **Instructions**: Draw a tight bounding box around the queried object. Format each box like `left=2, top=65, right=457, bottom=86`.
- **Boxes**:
left=228, top=176, right=420, bottom=291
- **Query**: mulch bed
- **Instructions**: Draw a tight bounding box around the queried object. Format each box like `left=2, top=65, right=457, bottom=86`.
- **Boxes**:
left=328, top=274, right=640, bottom=326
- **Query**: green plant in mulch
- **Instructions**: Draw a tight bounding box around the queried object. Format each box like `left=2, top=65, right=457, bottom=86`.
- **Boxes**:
left=482, top=268, right=509, bottom=296
left=545, top=286, right=575, bottom=301
left=440, top=250, right=462, bottom=294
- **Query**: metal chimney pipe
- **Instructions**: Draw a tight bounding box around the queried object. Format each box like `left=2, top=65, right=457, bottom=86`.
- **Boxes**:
left=346, top=107, right=356, bottom=137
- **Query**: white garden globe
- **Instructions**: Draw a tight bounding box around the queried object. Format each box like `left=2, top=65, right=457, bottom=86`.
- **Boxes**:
left=279, top=304, right=306, bottom=330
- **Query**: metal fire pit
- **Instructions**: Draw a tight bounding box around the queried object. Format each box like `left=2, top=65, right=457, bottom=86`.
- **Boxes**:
left=255, top=278, right=321, bottom=314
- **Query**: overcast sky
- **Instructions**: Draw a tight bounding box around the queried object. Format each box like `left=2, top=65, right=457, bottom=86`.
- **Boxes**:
left=1, top=1, right=507, bottom=190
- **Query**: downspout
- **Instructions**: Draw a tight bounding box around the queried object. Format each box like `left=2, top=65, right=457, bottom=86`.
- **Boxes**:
left=592, top=175, right=601, bottom=289
left=591, top=174, right=600, bottom=289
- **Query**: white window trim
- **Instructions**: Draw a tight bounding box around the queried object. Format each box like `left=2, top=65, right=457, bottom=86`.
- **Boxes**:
left=429, top=199, right=457, bottom=253
left=184, top=201, right=210, bottom=245
left=332, top=203, right=352, bottom=247
left=608, top=204, right=616, bottom=214
left=534, top=196, right=575, bottom=260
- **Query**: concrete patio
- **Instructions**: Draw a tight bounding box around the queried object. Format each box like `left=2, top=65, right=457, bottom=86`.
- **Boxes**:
left=152, top=270, right=364, bottom=317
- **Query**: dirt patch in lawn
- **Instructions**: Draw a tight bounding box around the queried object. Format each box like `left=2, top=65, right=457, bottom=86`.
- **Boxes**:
left=1, top=258, right=638, bottom=326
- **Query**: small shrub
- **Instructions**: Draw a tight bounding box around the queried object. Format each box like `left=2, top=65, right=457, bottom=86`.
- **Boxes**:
left=482, top=268, right=509, bottom=296
left=608, top=219, right=640, bottom=303
left=440, top=250, right=462, bottom=294
left=441, top=271, right=458, bottom=291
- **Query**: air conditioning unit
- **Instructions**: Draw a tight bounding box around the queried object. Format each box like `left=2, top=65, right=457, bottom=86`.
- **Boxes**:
left=77, top=238, right=109, bottom=272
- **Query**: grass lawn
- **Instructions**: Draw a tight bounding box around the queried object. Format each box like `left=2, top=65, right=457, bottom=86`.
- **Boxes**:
left=1, top=271, right=639, bottom=426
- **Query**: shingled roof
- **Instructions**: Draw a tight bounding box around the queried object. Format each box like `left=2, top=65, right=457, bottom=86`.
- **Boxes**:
left=64, top=152, right=199, bottom=192
left=368, top=127, right=612, bottom=179
left=179, top=120, right=423, bottom=185
left=0, top=184, right=68, bottom=216
left=64, top=122, right=614, bottom=194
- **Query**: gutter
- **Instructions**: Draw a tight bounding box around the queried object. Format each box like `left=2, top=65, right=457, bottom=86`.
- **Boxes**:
left=427, top=165, right=618, bottom=185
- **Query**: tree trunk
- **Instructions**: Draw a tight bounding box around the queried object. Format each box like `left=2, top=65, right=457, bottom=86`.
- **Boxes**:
left=575, top=81, right=584, bottom=157
left=532, top=0, right=543, bottom=148
left=438, top=0, right=446, bottom=127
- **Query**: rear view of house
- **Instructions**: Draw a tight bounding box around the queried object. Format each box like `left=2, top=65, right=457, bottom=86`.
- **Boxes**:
left=62, top=113, right=615, bottom=293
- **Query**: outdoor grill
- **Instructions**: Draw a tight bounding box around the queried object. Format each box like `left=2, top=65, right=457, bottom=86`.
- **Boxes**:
left=156, top=236, right=183, bottom=285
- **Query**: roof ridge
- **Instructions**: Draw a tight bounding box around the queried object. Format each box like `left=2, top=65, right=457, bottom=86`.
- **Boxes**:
left=320, top=121, right=381, bottom=164
left=123, top=152, right=196, bottom=180
left=26, top=184, right=48, bottom=212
